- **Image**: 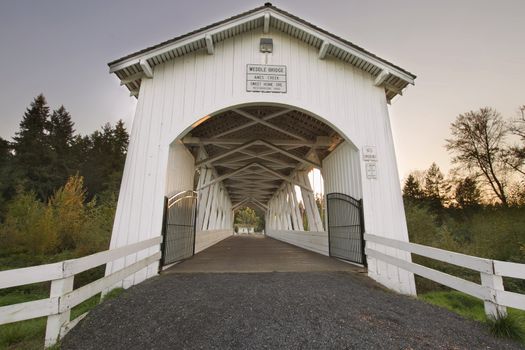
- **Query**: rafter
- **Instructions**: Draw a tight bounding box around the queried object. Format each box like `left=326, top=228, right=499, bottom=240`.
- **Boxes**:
left=233, top=109, right=308, bottom=141
left=197, top=162, right=257, bottom=190
left=182, top=137, right=329, bottom=147
left=195, top=139, right=259, bottom=167
left=213, top=109, right=292, bottom=139
left=139, top=59, right=153, bottom=78
left=205, top=34, right=214, bottom=54
left=318, top=41, right=330, bottom=59
left=374, top=69, right=390, bottom=86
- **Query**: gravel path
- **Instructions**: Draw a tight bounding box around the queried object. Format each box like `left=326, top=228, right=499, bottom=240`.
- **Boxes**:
left=62, top=272, right=523, bottom=349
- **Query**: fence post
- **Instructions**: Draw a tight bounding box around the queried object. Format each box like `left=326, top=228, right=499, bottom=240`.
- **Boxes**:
left=480, top=268, right=507, bottom=319
left=44, top=275, right=74, bottom=347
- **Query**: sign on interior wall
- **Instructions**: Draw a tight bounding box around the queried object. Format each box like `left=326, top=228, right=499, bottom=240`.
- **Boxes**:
left=246, top=64, right=287, bottom=93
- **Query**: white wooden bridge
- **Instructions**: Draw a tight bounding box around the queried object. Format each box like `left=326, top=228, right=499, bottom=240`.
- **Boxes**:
left=1, top=3, right=524, bottom=348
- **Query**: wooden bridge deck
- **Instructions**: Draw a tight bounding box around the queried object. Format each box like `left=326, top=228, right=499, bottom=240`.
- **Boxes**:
left=164, top=234, right=363, bottom=273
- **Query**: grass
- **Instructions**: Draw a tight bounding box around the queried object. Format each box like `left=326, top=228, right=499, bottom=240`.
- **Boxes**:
left=0, top=288, right=124, bottom=350
left=420, top=291, right=525, bottom=344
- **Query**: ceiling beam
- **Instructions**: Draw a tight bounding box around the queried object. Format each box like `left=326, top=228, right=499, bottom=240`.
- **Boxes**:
left=213, top=109, right=292, bottom=139
left=257, top=139, right=321, bottom=169
left=233, top=108, right=308, bottom=141
left=197, top=162, right=257, bottom=190
left=255, top=163, right=312, bottom=192
left=232, top=198, right=250, bottom=210
left=182, top=137, right=326, bottom=147
left=251, top=198, right=269, bottom=210
left=195, top=139, right=259, bottom=167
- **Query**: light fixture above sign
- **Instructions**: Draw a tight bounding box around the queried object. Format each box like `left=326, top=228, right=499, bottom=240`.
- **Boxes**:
left=260, top=38, right=273, bottom=53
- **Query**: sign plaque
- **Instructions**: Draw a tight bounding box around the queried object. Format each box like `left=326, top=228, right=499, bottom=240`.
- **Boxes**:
left=246, top=64, right=287, bottom=93
left=366, top=162, right=377, bottom=179
left=362, top=146, right=377, bottom=162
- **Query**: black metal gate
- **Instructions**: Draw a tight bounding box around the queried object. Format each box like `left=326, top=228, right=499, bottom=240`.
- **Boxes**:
left=326, top=193, right=366, bottom=266
left=161, top=190, right=197, bottom=266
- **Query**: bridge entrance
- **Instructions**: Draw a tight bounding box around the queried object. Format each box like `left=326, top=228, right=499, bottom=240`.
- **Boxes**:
left=160, top=104, right=365, bottom=267
left=106, top=3, right=417, bottom=295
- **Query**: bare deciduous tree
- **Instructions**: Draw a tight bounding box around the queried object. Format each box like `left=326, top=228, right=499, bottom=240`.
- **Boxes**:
left=445, top=107, right=509, bottom=206
left=504, top=105, right=525, bottom=177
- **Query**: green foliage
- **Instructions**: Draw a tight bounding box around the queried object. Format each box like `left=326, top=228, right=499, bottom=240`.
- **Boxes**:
left=405, top=202, right=525, bottom=293
left=454, top=177, right=481, bottom=209
left=403, top=174, right=423, bottom=204
left=78, top=121, right=129, bottom=198
left=0, top=317, right=46, bottom=350
left=234, top=206, right=266, bottom=232
left=420, top=291, right=486, bottom=322
left=0, top=288, right=124, bottom=349
left=487, top=313, right=525, bottom=342
left=0, top=190, right=56, bottom=255
left=0, top=175, right=114, bottom=261
left=421, top=291, right=525, bottom=344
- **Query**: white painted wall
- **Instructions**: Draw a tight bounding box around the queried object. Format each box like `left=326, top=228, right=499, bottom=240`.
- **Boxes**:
left=108, top=27, right=415, bottom=295
left=165, top=142, right=195, bottom=196
left=267, top=229, right=328, bottom=256
left=322, top=142, right=362, bottom=199
left=194, top=230, right=233, bottom=254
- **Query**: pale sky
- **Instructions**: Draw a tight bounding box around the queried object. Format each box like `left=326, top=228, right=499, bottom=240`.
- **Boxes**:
left=1, top=0, right=523, bottom=181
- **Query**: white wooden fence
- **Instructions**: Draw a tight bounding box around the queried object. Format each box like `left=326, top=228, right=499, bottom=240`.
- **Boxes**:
left=0, top=236, right=162, bottom=348
left=365, top=233, right=525, bottom=318
left=1, top=232, right=524, bottom=348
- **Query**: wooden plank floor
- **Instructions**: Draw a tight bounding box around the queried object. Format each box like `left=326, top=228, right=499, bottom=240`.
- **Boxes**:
left=163, top=234, right=365, bottom=273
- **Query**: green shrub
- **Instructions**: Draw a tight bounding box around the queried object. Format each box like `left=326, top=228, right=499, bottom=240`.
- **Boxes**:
left=487, top=313, right=525, bottom=342
left=421, top=291, right=525, bottom=344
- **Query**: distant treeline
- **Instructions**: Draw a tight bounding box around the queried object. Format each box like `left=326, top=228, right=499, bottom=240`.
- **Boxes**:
left=0, top=94, right=129, bottom=266
left=401, top=105, right=525, bottom=293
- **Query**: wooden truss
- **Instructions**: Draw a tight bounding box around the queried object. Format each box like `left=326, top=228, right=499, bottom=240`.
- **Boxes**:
left=184, top=106, right=341, bottom=232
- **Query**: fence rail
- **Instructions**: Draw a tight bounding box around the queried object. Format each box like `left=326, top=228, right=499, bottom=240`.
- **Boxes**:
left=0, top=236, right=162, bottom=348
left=365, top=233, right=525, bottom=317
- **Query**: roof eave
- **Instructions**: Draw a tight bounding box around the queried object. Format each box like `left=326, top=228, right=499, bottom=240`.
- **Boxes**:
left=108, top=5, right=416, bottom=99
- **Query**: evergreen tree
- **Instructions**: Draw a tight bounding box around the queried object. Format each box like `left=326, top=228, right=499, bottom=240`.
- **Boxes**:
left=0, top=137, right=10, bottom=164
left=12, top=94, right=54, bottom=200
left=48, top=105, right=76, bottom=189
left=80, top=121, right=129, bottom=197
left=0, top=137, right=13, bottom=211
left=455, top=177, right=481, bottom=209
left=403, top=174, right=423, bottom=203
left=113, top=120, right=129, bottom=158
left=423, top=163, right=447, bottom=210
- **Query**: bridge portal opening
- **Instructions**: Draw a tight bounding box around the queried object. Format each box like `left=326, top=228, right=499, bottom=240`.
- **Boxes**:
left=162, top=104, right=365, bottom=267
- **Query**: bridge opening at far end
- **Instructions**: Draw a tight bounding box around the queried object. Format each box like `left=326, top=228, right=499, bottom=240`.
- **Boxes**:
left=161, top=104, right=366, bottom=270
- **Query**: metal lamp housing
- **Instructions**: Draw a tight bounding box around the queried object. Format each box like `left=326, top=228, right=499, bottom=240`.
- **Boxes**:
left=260, top=38, right=273, bottom=53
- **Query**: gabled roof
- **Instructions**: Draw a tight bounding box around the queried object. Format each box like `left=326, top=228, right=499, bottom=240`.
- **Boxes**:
left=109, top=3, right=416, bottom=101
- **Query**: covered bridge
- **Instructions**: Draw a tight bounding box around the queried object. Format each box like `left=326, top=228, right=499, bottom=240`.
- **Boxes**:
left=106, top=3, right=416, bottom=295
